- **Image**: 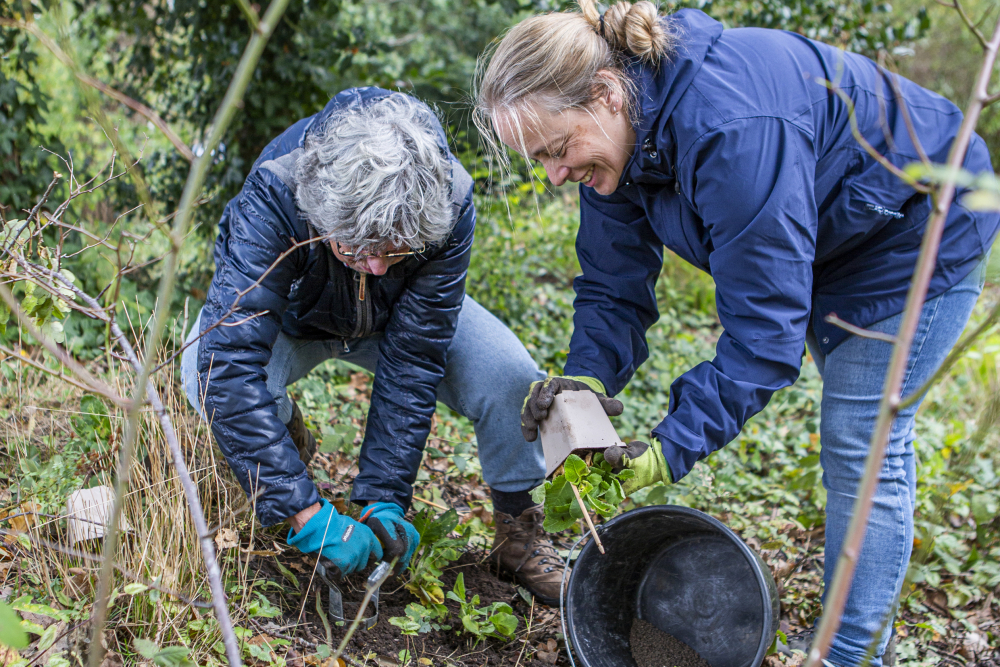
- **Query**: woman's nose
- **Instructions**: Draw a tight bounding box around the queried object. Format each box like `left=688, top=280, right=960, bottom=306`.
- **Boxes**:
left=542, top=160, right=570, bottom=187
left=366, top=256, right=390, bottom=275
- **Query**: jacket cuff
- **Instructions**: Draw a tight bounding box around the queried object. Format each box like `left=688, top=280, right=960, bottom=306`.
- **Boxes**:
left=256, top=475, right=322, bottom=528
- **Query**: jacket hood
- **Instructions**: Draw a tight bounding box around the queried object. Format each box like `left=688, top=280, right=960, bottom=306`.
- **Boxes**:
left=620, top=9, right=724, bottom=186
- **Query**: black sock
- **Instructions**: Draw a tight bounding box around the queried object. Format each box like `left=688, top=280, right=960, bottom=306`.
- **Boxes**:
left=490, top=488, right=536, bottom=517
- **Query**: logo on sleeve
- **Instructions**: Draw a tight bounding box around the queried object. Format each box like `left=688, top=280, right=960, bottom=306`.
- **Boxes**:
left=342, top=524, right=354, bottom=542
left=866, top=203, right=905, bottom=219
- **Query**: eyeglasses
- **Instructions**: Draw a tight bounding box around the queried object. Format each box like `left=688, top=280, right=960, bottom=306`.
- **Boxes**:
left=336, top=242, right=426, bottom=259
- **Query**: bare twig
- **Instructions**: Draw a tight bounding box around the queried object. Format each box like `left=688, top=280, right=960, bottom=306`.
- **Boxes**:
left=83, top=2, right=292, bottom=665
left=0, top=344, right=114, bottom=397
left=569, top=482, right=604, bottom=555
left=331, top=560, right=395, bottom=663
left=0, top=281, right=130, bottom=407
left=899, top=296, right=1000, bottom=409
left=823, top=313, right=899, bottom=344
left=806, top=12, right=1000, bottom=667
left=936, top=0, right=990, bottom=49
left=814, top=77, right=932, bottom=194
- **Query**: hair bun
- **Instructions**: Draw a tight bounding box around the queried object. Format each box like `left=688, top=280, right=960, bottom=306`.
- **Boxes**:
left=583, top=0, right=671, bottom=64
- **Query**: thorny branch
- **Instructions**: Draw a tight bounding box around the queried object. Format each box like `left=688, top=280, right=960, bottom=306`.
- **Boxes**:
left=805, top=10, right=1000, bottom=667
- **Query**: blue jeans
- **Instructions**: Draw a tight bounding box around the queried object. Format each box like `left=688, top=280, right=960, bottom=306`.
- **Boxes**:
left=181, top=295, right=547, bottom=494
left=806, top=257, right=987, bottom=667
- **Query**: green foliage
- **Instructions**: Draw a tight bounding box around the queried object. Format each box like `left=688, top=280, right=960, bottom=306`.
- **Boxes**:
left=0, top=600, right=28, bottom=649
left=0, top=1, right=63, bottom=222
left=688, top=0, right=930, bottom=54
left=389, top=601, right=451, bottom=636
left=534, top=453, right=633, bottom=532
left=446, top=573, right=518, bottom=644
left=133, top=639, right=197, bottom=667
left=405, top=508, right=467, bottom=605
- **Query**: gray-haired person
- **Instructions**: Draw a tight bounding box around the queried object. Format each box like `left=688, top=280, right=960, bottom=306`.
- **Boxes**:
left=180, top=88, right=566, bottom=603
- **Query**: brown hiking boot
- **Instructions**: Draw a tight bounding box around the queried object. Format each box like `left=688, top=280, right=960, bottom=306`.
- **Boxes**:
left=490, top=506, right=566, bottom=606
left=287, top=400, right=317, bottom=466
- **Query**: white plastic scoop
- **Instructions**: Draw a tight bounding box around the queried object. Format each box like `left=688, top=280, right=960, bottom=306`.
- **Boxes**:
left=538, top=390, right=626, bottom=478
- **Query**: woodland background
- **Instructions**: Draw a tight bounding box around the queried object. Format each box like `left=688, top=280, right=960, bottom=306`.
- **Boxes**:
left=2, top=1, right=1000, bottom=666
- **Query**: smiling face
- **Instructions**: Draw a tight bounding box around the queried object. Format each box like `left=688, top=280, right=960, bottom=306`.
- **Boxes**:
left=494, top=91, right=636, bottom=196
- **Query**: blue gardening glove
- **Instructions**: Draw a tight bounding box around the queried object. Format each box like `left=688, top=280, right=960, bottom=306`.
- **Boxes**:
left=521, top=376, right=624, bottom=441
left=287, top=499, right=383, bottom=578
left=603, top=440, right=672, bottom=495
left=360, top=502, right=420, bottom=573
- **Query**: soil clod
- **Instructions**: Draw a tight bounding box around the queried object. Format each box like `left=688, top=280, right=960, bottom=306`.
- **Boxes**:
left=629, top=618, right=711, bottom=667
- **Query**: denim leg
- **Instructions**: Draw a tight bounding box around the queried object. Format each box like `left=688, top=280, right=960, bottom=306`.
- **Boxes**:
left=436, top=295, right=547, bottom=493
left=818, top=259, right=986, bottom=667
left=180, top=308, right=341, bottom=425
left=320, top=297, right=546, bottom=492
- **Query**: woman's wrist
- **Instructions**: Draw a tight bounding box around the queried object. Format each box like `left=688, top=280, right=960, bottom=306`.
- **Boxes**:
left=288, top=501, right=322, bottom=533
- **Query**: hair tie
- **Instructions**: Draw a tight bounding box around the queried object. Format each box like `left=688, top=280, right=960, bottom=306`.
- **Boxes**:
left=598, top=13, right=606, bottom=38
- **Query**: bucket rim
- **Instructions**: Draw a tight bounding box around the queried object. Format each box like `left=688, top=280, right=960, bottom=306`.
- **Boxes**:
left=564, top=504, right=777, bottom=667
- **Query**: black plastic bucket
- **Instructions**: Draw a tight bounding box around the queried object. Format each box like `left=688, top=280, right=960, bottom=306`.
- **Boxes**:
left=565, top=505, right=780, bottom=667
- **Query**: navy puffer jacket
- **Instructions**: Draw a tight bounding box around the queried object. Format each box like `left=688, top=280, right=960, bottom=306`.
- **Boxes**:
left=563, top=10, right=1000, bottom=482
left=198, top=88, right=475, bottom=526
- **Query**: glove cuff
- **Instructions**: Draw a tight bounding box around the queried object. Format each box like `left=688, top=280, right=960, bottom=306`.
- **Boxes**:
left=360, top=501, right=404, bottom=523
left=565, top=375, right=607, bottom=395
left=287, top=498, right=334, bottom=546
left=650, top=439, right=674, bottom=485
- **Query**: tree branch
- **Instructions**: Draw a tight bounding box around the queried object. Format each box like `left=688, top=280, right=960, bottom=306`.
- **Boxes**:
left=824, top=313, right=899, bottom=344
left=83, top=2, right=292, bottom=665
left=805, top=12, right=1000, bottom=667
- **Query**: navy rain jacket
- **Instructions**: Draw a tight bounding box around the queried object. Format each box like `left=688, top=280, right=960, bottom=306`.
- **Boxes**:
left=562, top=10, right=1000, bottom=482
left=197, top=88, right=475, bottom=526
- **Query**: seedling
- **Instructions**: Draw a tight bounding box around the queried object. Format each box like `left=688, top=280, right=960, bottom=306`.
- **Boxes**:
left=531, top=453, right=634, bottom=536
left=405, top=508, right=468, bottom=605
left=389, top=602, right=451, bottom=635
left=446, top=573, right=518, bottom=644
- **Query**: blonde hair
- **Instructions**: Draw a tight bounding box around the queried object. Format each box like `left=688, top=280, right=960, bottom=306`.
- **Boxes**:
left=474, top=0, right=674, bottom=162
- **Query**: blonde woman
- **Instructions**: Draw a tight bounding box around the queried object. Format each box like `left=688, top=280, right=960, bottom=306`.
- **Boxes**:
left=477, top=2, right=999, bottom=665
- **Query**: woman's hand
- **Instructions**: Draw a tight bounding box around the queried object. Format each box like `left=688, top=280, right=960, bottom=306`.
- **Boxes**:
left=360, top=502, right=420, bottom=573
left=603, top=440, right=672, bottom=495
left=520, top=375, right=624, bottom=441
left=287, top=499, right=383, bottom=578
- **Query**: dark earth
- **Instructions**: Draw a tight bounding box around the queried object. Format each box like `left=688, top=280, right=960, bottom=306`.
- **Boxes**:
left=253, top=544, right=563, bottom=665
left=630, top=619, right=712, bottom=667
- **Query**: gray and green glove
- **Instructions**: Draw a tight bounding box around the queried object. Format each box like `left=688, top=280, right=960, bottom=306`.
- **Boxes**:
left=603, top=440, right=672, bottom=496
left=520, top=375, right=624, bottom=442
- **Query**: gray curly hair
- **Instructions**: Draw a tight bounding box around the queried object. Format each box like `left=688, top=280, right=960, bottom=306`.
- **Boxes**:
left=295, top=94, right=454, bottom=253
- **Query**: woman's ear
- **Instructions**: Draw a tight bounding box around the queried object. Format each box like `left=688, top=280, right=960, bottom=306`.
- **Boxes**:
left=593, top=70, right=625, bottom=114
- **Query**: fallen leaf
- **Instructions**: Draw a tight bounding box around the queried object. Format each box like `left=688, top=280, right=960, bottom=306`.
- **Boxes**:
left=4, top=502, right=39, bottom=533
left=545, top=638, right=557, bottom=652
left=0, top=646, right=20, bottom=666
left=214, top=528, right=238, bottom=550
left=536, top=649, right=558, bottom=664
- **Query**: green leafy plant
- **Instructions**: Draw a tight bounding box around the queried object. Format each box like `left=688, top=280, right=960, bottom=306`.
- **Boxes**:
left=389, top=602, right=451, bottom=636
left=531, top=454, right=634, bottom=533
left=405, top=508, right=467, bottom=605
left=0, top=600, right=28, bottom=649
left=133, top=638, right=197, bottom=667
left=446, top=573, right=518, bottom=644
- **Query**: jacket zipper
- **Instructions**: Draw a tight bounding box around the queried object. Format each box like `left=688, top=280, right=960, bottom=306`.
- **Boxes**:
left=351, top=272, right=372, bottom=338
